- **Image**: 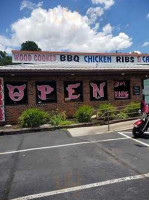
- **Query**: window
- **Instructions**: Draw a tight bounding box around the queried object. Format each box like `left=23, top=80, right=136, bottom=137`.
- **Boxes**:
left=36, top=81, right=57, bottom=103
left=4, top=82, right=28, bottom=105
left=90, top=81, right=107, bottom=101
left=64, top=81, right=83, bottom=102
left=114, top=80, right=130, bottom=100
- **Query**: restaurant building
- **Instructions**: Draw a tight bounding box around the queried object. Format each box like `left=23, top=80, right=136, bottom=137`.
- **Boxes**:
left=0, top=50, right=149, bottom=124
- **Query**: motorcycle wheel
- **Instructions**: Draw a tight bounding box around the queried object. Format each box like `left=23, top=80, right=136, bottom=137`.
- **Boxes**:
left=132, top=127, right=144, bottom=138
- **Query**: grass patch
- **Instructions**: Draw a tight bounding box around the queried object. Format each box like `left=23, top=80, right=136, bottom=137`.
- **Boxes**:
left=59, top=120, right=76, bottom=126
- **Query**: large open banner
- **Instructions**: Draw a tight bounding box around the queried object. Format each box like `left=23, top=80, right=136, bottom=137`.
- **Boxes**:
left=0, top=78, right=5, bottom=122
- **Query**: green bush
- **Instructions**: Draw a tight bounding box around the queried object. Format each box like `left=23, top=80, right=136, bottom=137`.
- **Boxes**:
left=75, top=105, right=94, bottom=123
left=19, top=108, right=49, bottom=128
left=49, top=110, right=66, bottom=126
left=97, top=103, right=117, bottom=120
left=124, top=102, right=140, bottom=117
left=115, top=111, right=128, bottom=119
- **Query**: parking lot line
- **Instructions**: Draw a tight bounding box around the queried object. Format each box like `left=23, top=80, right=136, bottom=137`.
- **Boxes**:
left=10, top=172, right=149, bottom=200
left=0, top=137, right=128, bottom=156
left=118, top=132, right=149, bottom=148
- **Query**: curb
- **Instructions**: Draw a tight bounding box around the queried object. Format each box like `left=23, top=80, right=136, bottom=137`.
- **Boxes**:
left=0, top=121, right=100, bottom=136
left=0, top=118, right=137, bottom=136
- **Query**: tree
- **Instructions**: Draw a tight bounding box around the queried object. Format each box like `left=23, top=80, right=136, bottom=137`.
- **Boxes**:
left=21, top=41, right=41, bottom=51
left=0, top=51, right=12, bottom=66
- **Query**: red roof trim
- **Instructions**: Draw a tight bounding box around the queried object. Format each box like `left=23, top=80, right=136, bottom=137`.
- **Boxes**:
left=12, top=50, right=149, bottom=57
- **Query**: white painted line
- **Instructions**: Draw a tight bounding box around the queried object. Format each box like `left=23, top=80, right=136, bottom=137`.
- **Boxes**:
left=122, top=131, right=149, bottom=134
left=10, top=173, right=149, bottom=200
left=118, top=132, right=149, bottom=147
left=120, top=132, right=132, bottom=134
left=0, top=137, right=128, bottom=156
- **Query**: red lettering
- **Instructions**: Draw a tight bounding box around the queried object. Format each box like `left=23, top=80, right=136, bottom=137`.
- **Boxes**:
left=38, top=55, right=41, bottom=61
left=42, top=55, right=45, bottom=61
left=53, top=55, right=56, bottom=61
left=28, top=54, right=31, bottom=61
left=14, top=54, right=20, bottom=61
left=14, top=54, right=32, bottom=62
left=114, top=81, right=126, bottom=87
left=137, top=56, right=141, bottom=62
left=65, top=83, right=80, bottom=101
left=15, top=53, right=56, bottom=62
left=34, top=55, right=37, bottom=61
left=0, top=107, right=3, bottom=121
left=50, top=55, right=53, bottom=61
left=20, top=54, right=23, bottom=61
left=115, top=91, right=129, bottom=98
left=37, top=85, right=54, bottom=100
left=6, top=84, right=26, bottom=101
left=90, top=82, right=105, bottom=99
left=24, top=54, right=27, bottom=61
left=0, top=93, right=3, bottom=105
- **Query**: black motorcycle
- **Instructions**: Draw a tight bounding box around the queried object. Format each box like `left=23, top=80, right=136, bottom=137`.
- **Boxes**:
left=132, top=112, right=149, bottom=138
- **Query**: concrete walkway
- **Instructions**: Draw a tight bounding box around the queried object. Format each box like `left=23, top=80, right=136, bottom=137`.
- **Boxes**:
left=68, top=119, right=137, bottom=137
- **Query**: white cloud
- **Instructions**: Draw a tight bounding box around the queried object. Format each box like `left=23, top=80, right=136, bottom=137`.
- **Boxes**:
left=102, top=23, right=113, bottom=34
left=142, top=42, right=149, bottom=47
left=147, top=13, right=149, bottom=19
left=93, top=23, right=100, bottom=31
left=91, top=0, right=115, bottom=9
left=0, top=6, right=132, bottom=53
left=130, top=51, right=141, bottom=54
left=20, top=0, right=43, bottom=11
left=86, top=7, right=104, bottom=24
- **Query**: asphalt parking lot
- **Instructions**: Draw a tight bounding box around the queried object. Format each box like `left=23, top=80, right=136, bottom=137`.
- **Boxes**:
left=0, top=128, right=149, bottom=200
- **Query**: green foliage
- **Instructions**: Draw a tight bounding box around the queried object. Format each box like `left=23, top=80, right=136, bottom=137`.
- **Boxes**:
left=0, top=51, right=12, bottom=66
left=124, top=102, right=140, bottom=117
left=58, top=120, right=76, bottom=126
left=21, top=41, right=41, bottom=51
left=49, top=110, right=66, bottom=126
left=115, top=111, right=128, bottom=119
left=75, top=105, right=94, bottom=123
left=19, top=108, right=49, bottom=128
left=98, top=103, right=117, bottom=120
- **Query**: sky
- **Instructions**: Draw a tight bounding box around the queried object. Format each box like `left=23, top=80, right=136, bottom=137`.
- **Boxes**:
left=0, top=0, right=149, bottom=54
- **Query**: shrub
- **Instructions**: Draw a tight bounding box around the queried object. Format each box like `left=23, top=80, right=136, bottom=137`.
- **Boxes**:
left=75, top=105, right=94, bottom=123
left=124, top=102, right=140, bottom=117
left=115, top=111, right=128, bottom=119
left=19, top=108, right=49, bottom=128
left=49, top=110, right=66, bottom=126
left=97, top=103, right=117, bottom=120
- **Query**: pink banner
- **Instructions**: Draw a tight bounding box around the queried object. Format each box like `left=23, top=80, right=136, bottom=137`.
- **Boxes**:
left=0, top=78, right=5, bottom=122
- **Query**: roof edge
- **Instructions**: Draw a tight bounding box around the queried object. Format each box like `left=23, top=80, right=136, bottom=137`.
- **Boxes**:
left=12, top=50, right=149, bottom=57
